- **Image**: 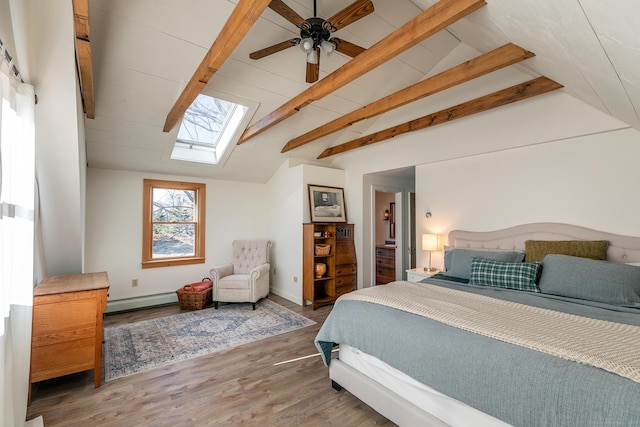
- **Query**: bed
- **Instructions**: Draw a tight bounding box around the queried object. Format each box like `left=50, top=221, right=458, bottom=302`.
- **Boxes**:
left=315, top=223, right=640, bottom=426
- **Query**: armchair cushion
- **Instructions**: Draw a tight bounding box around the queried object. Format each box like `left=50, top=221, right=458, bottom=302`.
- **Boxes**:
left=219, top=274, right=252, bottom=290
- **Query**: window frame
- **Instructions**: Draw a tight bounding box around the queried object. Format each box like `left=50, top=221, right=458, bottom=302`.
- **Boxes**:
left=142, top=179, right=206, bottom=268
left=171, top=93, right=249, bottom=165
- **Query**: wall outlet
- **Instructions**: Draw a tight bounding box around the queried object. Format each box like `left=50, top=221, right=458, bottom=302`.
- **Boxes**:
left=293, top=276, right=298, bottom=283
left=132, top=279, right=138, bottom=287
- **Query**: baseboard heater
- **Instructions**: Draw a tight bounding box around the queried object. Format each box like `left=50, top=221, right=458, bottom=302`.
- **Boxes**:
left=105, top=292, right=178, bottom=314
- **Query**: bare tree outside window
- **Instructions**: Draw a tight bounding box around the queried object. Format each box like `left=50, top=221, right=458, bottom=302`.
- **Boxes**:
left=177, top=95, right=235, bottom=147
left=152, top=188, right=195, bottom=258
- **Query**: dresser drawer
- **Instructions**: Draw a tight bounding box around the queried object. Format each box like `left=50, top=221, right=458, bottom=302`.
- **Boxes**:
left=376, top=265, right=395, bottom=285
left=376, top=256, right=395, bottom=268
left=33, top=297, right=97, bottom=337
left=375, top=247, right=394, bottom=258
left=376, top=266, right=394, bottom=278
left=325, top=275, right=356, bottom=296
left=334, top=283, right=354, bottom=297
left=30, top=337, right=95, bottom=382
left=335, top=264, right=356, bottom=277
left=335, top=274, right=356, bottom=288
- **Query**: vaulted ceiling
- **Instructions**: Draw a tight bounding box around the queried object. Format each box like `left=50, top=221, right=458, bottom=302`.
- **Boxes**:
left=82, top=0, right=639, bottom=183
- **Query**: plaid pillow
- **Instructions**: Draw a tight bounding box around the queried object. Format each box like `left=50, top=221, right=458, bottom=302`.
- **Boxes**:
left=469, top=257, right=541, bottom=292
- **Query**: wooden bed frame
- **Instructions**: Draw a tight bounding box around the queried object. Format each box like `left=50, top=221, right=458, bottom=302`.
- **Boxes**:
left=330, top=222, right=640, bottom=426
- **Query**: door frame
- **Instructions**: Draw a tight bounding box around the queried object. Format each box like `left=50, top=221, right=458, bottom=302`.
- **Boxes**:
left=370, top=184, right=405, bottom=284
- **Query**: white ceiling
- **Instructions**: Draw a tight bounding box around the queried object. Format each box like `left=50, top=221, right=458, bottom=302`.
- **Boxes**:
left=85, top=0, right=640, bottom=183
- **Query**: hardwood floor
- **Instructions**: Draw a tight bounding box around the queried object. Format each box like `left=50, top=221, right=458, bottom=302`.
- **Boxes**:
left=26, top=294, right=395, bottom=426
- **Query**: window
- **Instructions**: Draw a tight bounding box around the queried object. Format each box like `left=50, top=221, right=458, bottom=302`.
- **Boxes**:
left=142, top=179, right=206, bottom=268
left=171, top=93, right=248, bottom=165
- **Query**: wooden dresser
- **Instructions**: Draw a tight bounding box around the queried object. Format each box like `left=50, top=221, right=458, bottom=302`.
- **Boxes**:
left=375, top=245, right=396, bottom=285
left=30, top=272, right=109, bottom=402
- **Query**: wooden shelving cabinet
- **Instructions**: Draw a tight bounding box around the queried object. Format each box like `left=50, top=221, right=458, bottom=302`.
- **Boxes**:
left=303, top=223, right=356, bottom=309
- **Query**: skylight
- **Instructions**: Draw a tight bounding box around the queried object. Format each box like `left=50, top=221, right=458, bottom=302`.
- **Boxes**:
left=171, top=93, right=248, bottom=165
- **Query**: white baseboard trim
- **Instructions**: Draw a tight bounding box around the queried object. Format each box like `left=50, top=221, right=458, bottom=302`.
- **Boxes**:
left=105, top=292, right=178, bottom=314
left=106, top=287, right=300, bottom=314
left=269, top=287, right=301, bottom=305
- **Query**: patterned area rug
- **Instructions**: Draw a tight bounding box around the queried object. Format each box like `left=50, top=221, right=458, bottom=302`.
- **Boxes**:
left=103, top=299, right=315, bottom=382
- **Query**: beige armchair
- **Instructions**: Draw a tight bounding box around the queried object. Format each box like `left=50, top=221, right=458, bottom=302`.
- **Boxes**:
left=210, top=240, right=272, bottom=310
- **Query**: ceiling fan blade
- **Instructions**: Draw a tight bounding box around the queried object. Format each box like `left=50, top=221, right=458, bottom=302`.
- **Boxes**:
left=306, top=52, right=320, bottom=83
left=331, top=38, right=366, bottom=58
left=249, top=38, right=300, bottom=60
left=324, top=0, right=374, bottom=32
left=268, top=0, right=311, bottom=29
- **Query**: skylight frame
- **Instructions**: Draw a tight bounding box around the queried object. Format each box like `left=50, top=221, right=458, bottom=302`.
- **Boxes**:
left=170, top=93, right=250, bottom=165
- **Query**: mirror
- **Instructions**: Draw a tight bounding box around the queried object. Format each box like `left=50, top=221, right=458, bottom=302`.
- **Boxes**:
left=389, top=202, right=395, bottom=239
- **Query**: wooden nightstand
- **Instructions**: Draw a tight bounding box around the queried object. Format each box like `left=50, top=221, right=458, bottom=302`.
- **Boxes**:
left=406, top=268, right=440, bottom=283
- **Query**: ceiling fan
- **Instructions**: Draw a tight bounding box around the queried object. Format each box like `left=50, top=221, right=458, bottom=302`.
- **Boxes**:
left=249, top=0, right=374, bottom=83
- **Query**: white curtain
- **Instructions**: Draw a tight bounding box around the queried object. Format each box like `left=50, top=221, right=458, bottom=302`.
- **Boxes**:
left=0, top=47, right=36, bottom=426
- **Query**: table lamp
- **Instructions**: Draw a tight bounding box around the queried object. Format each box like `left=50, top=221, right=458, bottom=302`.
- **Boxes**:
left=422, top=233, right=439, bottom=272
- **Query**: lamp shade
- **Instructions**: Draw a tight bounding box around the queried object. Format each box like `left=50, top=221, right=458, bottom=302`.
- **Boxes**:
left=422, top=233, right=439, bottom=251
left=306, top=49, right=318, bottom=64
left=320, top=39, right=335, bottom=55
left=300, top=37, right=313, bottom=53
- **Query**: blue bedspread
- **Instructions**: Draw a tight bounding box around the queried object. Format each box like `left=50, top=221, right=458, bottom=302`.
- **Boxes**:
left=315, top=279, right=640, bottom=427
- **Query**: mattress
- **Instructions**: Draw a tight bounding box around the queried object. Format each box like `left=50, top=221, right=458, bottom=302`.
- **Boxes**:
left=338, top=344, right=509, bottom=427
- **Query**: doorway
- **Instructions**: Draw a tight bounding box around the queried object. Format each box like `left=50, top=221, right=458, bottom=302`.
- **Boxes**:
left=364, top=167, right=415, bottom=287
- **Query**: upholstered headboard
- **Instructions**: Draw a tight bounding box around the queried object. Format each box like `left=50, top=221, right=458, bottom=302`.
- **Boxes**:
left=448, top=223, right=640, bottom=264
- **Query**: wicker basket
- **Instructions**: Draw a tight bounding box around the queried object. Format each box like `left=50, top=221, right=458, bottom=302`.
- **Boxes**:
left=176, top=279, right=213, bottom=310
left=315, top=243, right=331, bottom=256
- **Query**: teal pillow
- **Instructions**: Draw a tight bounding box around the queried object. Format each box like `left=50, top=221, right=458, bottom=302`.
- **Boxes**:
left=469, top=257, right=541, bottom=292
left=538, top=254, right=640, bottom=306
left=445, top=247, right=525, bottom=280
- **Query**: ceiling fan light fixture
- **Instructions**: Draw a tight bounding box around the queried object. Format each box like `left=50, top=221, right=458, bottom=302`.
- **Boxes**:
left=250, top=0, right=374, bottom=83
left=306, top=49, right=319, bottom=64
left=300, top=37, right=314, bottom=53
left=320, top=39, right=335, bottom=56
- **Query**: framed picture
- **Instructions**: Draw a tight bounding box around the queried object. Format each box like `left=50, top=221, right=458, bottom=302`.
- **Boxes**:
left=308, top=184, right=347, bottom=223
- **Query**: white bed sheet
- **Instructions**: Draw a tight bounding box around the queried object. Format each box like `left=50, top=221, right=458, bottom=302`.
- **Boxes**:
left=338, top=344, right=510, bottom=427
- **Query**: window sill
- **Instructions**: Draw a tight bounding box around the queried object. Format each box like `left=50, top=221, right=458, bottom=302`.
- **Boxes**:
left=142, top=256, right=205, bottom=269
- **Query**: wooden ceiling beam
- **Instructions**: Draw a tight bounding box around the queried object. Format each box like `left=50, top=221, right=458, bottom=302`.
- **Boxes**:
left=163, top=0, right=272, bottom=133
left=72, top=0, right=95, bottom=119
left=238, top=0, right=487, bottom=144
left=282, top=43, right=534, bottom=152
left=317, top=76, right=563, bottom=159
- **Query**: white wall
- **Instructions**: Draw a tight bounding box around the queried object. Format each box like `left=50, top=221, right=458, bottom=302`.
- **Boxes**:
left=87, top=162, right=346, bottom=310
left=25, top=0, right=85, bottom=278
left=85, top=168, right=269, bottom=310
left=0, top=0, right=16, bottom=58
left=332, top=43, right=636, bottom=285
left=265, top=160, right=304, bottom=303
left=414, top=128, right=640, bottom=270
